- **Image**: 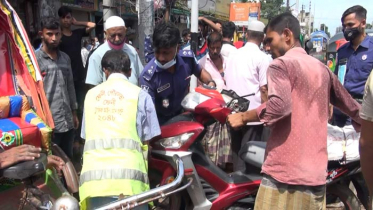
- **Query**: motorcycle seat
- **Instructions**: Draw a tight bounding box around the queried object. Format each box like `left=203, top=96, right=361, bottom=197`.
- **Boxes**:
left=239, top=141, right=266, bottom=169
left=0, top=153, right=47, bottom=180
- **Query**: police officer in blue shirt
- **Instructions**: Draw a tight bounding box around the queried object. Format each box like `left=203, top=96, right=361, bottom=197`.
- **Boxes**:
left=140, top=21, right=216, bottom=125
left=334, top=5, right=373, bottom=127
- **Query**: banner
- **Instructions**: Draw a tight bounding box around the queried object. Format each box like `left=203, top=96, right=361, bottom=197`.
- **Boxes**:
left=215, top=0, right=230, bottom=19
left=229, top=2, right=261, bottom=26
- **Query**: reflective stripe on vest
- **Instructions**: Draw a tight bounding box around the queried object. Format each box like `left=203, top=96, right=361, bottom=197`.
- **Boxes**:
left=79, top=168, right=149, bottom=186
left=80, top=78, right=148, bottom=206
left=84, top=138, right=142, bottom=153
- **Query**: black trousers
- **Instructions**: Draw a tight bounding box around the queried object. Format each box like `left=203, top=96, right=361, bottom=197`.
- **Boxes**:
left=231, top=124, right=270, bottom=171
left=53, top=129, right=74, bottom=160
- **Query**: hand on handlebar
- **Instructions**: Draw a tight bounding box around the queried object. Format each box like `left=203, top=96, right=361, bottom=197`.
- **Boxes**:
left=47, top=155, right=65, bottom=172
left=227, top=112, right=245, bottom=130
left=0, top=145, right=41, bottom=169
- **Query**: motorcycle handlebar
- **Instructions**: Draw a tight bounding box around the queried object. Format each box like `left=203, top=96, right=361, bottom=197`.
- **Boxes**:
left=95, top=155, right=188, bottom=210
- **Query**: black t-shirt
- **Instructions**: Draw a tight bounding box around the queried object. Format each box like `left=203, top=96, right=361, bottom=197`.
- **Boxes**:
left=59, top=28, right=87, bottom=82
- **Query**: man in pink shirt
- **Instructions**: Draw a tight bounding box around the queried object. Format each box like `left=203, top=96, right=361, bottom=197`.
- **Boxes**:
left=228, top=13, right=361, bottom=209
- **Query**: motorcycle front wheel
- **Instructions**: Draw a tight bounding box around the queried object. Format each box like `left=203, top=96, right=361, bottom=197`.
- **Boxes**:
left=326, top=183, right=361, bottom=210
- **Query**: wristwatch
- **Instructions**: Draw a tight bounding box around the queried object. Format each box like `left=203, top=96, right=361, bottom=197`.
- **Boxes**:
left=207, top=80, right=216, bottom=87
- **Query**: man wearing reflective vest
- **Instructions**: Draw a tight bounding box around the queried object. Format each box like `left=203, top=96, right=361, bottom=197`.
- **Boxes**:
left=80, top=50, right=161, bottom=209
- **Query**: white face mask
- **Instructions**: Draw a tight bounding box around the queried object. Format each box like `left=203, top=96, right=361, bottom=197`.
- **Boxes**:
left=155, top=46, right=178, bottom=70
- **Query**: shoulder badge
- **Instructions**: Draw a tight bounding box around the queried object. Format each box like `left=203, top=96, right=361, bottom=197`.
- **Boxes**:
left=179, top=50, right=195, bottom=58
left=142, top=64, right=156, bottom=81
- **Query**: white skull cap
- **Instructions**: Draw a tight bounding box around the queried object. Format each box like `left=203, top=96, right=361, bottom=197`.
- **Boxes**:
left=247, top=20, right=265, bottom=33
left=104, top=16, right=125, bottom=31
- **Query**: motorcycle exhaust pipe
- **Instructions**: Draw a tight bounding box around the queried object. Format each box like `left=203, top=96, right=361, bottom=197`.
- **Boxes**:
left=95, top=155, right=188, bottom=210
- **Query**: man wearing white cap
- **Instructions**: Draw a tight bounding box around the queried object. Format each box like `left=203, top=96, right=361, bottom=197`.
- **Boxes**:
left=86, top=16, right=143, bottom=87
left=224, top=20, right=270, bottom=171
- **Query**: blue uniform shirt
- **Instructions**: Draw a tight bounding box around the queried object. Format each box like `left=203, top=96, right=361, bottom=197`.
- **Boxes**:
left=139, top=50, right=202, bottom=124
left=335, top=35, right=373, bottom=97
left=334, top=35, right=373, bottom=127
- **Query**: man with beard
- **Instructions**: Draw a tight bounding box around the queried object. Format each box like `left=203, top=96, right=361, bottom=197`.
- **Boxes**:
left=227, top=13, right=361, bottom=209
left=199, top=32, right=227, bottom=90
left=86, top=16, right=143, bottom=87
left=35, top=17, right=79, bottom=159
left=225, top=20, right=270, bottom=171
left=333, top=5, right=373, bottom=127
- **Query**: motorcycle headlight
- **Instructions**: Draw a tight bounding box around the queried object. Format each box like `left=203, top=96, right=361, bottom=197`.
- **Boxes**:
left=181, top=92, right=211, bottom=111
left=157, top=133, right=194, bottom=149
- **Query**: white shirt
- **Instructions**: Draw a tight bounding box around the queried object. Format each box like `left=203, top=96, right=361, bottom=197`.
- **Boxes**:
left=81, top=47, right=89, bottom=68
left=221, top=43, right=237, bottom=58
left=224, top=42, right=270, bottom=125
left=199, top=53, right=227, bottom=90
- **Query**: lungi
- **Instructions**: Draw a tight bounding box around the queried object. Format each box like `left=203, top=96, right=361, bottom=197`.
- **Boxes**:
left=254, top=175, right=326, bottom=210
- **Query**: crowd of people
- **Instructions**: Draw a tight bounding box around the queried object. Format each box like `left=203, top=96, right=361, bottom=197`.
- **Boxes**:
left=1, top=3, right=373, bottom=210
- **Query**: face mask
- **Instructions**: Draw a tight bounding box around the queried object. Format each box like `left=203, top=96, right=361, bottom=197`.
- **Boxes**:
left=95, top=41, right=99, bottom=47
left=108, top=40, right=125, bottom=50
left=343, top=26, right=361, bottom=41
left=155, top=46, right=178, bottom=70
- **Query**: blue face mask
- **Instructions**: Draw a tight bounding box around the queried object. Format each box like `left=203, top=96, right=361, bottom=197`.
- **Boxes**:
left=155, top=46, right=178, bottom=70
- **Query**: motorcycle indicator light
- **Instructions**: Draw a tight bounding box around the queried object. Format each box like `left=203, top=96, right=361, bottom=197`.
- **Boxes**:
left=158, top=132, right=194, bottom=149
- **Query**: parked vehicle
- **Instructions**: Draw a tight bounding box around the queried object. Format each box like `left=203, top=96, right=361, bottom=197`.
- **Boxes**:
left=149, top=86, right=369, bottom=210
left=326, top=160, right=370, bottom=210
left=308, top=31, right=330, bottom=64
left=0, top=0, right=79, bottom=209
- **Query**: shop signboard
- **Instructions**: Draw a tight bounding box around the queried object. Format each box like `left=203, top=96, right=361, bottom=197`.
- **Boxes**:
left=229, top=2, right=260, bottom=26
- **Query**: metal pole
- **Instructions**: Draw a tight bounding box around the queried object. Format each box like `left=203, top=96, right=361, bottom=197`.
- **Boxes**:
left=286, top=0, right=290, bottom=11
left=190, top=0, right=198, bottom=55
left=138, top=0, right=154, bottom=64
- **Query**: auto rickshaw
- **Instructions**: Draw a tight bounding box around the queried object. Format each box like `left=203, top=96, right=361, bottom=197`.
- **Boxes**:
left=326, top=29, right=373, bottom=72
left=0, top=0, right=79, bottom=209
left=308, top=31, right=329, bottom=64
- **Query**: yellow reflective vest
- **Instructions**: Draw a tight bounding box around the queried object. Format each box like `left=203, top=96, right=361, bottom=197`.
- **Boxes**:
left=79, top=77, right=149, bottom=209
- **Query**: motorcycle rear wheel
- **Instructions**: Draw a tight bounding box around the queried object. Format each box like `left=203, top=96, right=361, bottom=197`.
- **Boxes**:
left=326, top=183, right=361, bottom=210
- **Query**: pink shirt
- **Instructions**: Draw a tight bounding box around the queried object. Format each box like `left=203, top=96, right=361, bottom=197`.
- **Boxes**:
left=256, top=47, right=361, bottom=186
left=199, top=54, right=227, bottom=90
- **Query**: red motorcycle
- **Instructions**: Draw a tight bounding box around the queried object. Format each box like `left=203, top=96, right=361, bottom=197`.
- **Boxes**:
left=149, top=86, right=368, bottom=210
